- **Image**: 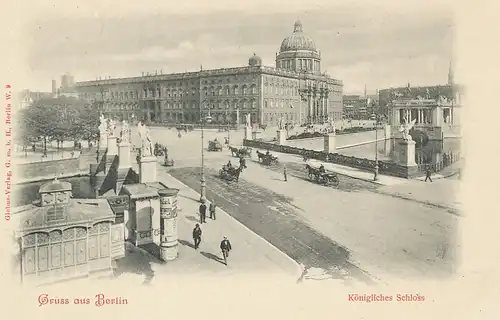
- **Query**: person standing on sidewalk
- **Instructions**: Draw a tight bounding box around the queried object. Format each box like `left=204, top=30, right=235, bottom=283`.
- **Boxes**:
left=199, top=201, right=207, bottom=224
left=425, top=167, right=433, bottom=182
left=209, top=200, right=217, bottom=220
left=192, top=224, right=202, bottom=250
left=283, top=165, right=288, bottom=182
left=220, top=236, right=232, bottom=265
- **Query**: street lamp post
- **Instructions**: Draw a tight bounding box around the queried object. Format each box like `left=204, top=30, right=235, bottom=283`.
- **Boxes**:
left=226, top=103, right=230, bottom=143
left=200, top=101, right=212, bottom=202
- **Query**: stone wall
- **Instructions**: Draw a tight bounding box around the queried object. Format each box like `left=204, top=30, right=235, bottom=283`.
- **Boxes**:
left=15, top=158, right=82, bottom=181
left=243, top=139, right=411, bottom=178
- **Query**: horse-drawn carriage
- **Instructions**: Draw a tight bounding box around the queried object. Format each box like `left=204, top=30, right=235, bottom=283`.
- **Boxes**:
left=256, top=150, right=279, bottom=166
left=229, top=146, right=252, bottom=158
left=154, top=143, right=167, bottom=156
left=305, top=164, right=339, bottom=186
left=219, top=165, right=243, bottom=182
left=208, top=139, right=223, bottom=152
left=164, top=154, right=174, bottom=167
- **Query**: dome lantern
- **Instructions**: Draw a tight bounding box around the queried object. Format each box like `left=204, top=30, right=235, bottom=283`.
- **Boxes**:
left=293, top=20, right=303, bottom=33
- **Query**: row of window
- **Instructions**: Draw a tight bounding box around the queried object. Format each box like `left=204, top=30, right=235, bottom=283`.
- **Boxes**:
left=202, top=75, right=254, bottom=85
left=202, top=85, right=257, bottom=96
left=263, top=98, right=306, bottom=109
left=277, top=59, right=320, bottom=71
left=79, top=79, right=341, bottom=101
left=264, top=85, right=299, bottom=96
left=103, top=101, right=258, bottom=111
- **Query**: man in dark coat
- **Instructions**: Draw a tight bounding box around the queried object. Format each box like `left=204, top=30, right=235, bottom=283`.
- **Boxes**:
left=283, top=165, right=288, bottom=182
left=199, top=201, right=207, bottom=223
left=209, top=200, right=217, bottom=220
left=192, top=224, right=202, bottom=249
left=220, top=236, right=232, bottom=264
left=425, top=167, right=433, bottom=182
left=239, top=157, right=247, bottom=169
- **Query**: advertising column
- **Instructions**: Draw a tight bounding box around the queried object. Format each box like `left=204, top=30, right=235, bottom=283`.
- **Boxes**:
left=159, top=188, right=180, bottom=261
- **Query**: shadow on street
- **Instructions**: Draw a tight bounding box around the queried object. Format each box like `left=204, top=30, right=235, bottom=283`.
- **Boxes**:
left=178, top=239, right=196, bottom=249
left=200, top=251, right=226, bottom=265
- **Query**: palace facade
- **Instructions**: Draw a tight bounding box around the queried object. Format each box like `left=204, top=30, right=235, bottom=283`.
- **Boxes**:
left=75, top=20, right=343, bottom=126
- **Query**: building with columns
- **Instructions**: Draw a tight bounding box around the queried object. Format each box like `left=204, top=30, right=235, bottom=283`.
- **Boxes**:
left=75, top=20, right=343, bottom=126
left=380, top=82, right=464, bottom=140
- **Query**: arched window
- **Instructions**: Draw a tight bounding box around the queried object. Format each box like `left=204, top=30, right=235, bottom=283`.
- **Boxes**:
left=264, top=100, right=268, bottom=108
left=252, top=101, right=256, bottom=109
left=251, top=86, right=256, bottom=94
left=234, top=86, right=239, bottom=95
left=243, top=86, right=247, bottom=95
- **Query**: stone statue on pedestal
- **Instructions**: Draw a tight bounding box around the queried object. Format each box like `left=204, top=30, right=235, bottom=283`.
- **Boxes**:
left=120, top=120, right=130, bottom=144
left=330, top=119, right=336, bottom=135
left=398, top=116, right=416, bottom=141
left=137, top=121, right=154, bottom=157
left=278, top=117, right=284, bottom=130
left=106, top=118, right=116, bottom=136
left=245, top=113, right=251, bottom=128
left=98, top=114, right=107, bottom=135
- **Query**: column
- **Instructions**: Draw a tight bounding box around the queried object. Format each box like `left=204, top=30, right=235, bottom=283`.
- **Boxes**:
left=417, top=109, right=421, bottom=124
left=139, top=154, right=157, bottom=183
left=308, top=93, right=312, bottom=122
left=99, top=131, right=108, bottom=150
left=107, top=136, right=118, bottom=156
left=118, top=140, right=131, bottom=169
left=159, top=188, right=180, bottom=261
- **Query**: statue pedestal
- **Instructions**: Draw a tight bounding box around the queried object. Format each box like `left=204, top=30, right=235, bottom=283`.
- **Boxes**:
left=139, top=156, right=157, bottom=183
left=398, top=140, right=418, bottom=178
left=99, top=132, right=108, bottom=150
left=384, top=124, right=391, bottom=140
left=244, top=127, right=252, bottom=140
left=323, top=134, right=336, bottom=153
left=276, top=130, right=286, bottom=145
left=159, top=189, right=180, bottom=261
left=252, top=131, right=263, bottom=140
left=118, top=142, right=131, bottom=169
left=107, top=136, right=118, bottom=156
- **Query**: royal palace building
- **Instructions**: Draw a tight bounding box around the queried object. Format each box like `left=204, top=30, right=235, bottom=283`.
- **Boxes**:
left=75, top=20, right=343, bottom=126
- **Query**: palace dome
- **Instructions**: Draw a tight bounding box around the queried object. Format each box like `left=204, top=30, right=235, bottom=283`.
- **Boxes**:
left=279, top=20, right=317, bottom=53
left=248, top=53, right=262, bottom=66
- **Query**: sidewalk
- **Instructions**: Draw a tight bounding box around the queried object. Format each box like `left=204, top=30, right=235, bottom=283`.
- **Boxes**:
left=127, top=166, right=301, bottom=280
left=415, top=160, right=463, bottom=181
left=375, top=178, right=462, bottom=213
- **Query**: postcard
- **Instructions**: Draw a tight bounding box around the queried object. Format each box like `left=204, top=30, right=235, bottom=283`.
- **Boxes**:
left=1, top=0, right=498, bottom=318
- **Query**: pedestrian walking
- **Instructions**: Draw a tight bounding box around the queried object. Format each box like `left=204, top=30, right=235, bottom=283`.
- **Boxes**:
left=220, top=236, right=232, bottom=265
left=283, top=166, right=288, bottom=182
left=192, top=224, right=202, bottom=249
left=425, top=167, right=433, bottom=182
left=199, top=201, right=207, bottom=223
left=209, top=200, right=217, bottom=220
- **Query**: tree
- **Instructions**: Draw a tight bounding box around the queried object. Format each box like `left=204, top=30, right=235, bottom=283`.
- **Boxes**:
left=70, top=102, right=100, bottom=145
left=19, top=97, right=99, bottom=151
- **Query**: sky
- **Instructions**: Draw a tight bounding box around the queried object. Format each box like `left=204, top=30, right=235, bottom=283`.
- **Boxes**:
left=15, top=0, right=455, bottom=95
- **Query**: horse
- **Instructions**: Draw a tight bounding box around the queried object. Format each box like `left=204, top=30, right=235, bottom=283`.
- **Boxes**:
left=256, top=150, right=266, bottom=162
left=229, top=146, right=240, bottom=157
left=305, top=164, right=319, bottom=179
